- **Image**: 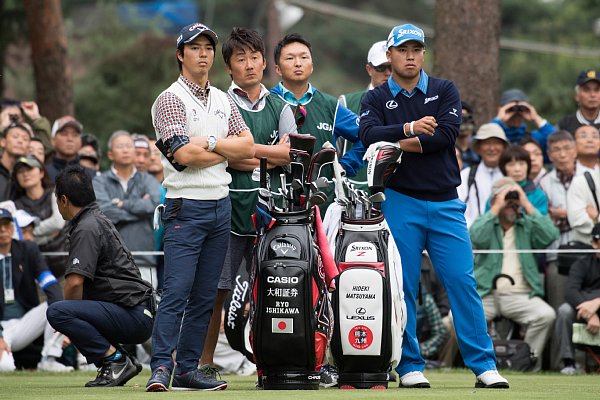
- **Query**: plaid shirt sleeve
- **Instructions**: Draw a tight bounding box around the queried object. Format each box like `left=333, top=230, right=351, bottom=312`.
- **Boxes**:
left=226, top=95, right=249, bottom=136
left=154, top=91, right=190, bottom=154
left=419, top=292, right=449, bottom=359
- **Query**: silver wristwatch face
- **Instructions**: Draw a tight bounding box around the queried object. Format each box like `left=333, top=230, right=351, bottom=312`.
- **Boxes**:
left=208, top=135, right=217, bottom=151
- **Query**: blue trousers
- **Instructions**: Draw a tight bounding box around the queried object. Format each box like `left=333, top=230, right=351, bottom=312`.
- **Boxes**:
left=46, top=300, right=153, bottom=366
left=382, top=190, right=496, bottom=376
left=150, top=197, right=231, bottom=374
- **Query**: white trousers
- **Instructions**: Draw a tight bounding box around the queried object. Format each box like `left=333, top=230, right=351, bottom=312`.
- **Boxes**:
left=0, top=302, right=65, bottom=371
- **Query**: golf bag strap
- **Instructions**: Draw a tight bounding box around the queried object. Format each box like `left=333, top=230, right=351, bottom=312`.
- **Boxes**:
left=584, top=171, right=600, bottom=214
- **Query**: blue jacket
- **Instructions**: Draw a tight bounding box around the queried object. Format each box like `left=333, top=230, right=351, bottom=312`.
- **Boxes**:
left=359, top=73, right=462, bottom=201
left=0, top=240, right=62, bottom=334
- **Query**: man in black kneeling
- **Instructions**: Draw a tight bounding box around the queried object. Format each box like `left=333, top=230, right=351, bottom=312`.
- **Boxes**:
left=47, top=165, right=154, bottom=387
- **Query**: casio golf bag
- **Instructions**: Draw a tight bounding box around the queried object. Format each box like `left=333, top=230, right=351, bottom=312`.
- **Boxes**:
left=250, top=145, right=336, bottom=390
left=325, top=145, right=405, bottom=389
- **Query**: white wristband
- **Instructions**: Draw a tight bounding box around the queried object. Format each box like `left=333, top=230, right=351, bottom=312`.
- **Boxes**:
left=404, top=123, right=410, bottom=137
left=410, top=121, right=415, bottom=136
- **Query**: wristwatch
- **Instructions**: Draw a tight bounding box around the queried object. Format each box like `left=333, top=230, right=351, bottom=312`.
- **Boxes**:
left=207, top=135, right=217, bottom=152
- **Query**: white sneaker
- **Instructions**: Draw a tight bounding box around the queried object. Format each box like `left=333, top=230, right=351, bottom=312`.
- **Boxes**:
left=399, top=371, right=430, bottom=388
left=475, top=370, right=509, bottom=388
left=560, top=365, right=577, bottom=375
left=37, top=357, right=74, bottom=372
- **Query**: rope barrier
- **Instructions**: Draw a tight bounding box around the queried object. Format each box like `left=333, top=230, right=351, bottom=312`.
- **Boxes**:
left=38, top=248, right=600, bottom=257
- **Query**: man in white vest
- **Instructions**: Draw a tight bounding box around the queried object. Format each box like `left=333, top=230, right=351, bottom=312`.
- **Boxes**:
left=146, top=22, right=254, bottom=392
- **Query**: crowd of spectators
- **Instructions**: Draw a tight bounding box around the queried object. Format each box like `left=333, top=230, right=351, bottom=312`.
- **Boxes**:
left=0, top=100, right=161, bottom=371
left=1, top=66, right=599, bottom=376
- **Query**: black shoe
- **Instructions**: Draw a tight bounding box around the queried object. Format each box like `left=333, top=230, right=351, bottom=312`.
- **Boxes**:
left=129, top=354, right=143, bottom=374
left=319, top=364, right=339, bottom=388
left=85, top=356, right=138, bottom=387
left=171, top=369, right=227, bottom=391
left=146, top=365, right=172, bottom=392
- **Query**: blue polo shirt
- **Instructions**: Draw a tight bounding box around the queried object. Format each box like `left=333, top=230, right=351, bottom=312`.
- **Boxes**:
left=359, top=71, right=462, bottom=201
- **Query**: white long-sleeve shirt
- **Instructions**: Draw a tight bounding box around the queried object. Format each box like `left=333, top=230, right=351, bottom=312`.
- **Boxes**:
left=457, top=163, right=504, bottom=227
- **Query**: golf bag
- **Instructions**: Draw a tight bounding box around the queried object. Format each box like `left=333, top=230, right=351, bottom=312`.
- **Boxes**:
left=224, top=251, right=254, bottom=362
left=326, top=207, right=405, bottom=389
left=250, top=152, right=336, bottom=390
left=251, top=207, right=333, bottom=389
left=324, top=150, right=406, bottom=389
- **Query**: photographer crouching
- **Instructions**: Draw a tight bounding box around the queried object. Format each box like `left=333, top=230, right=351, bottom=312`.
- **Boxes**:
left=46, top=165, right=154, bottom=387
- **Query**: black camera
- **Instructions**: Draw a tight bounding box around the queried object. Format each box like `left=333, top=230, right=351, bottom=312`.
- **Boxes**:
left=505, top=190, right=519, bottom=201
left=508, top=105, right=528, bottom=113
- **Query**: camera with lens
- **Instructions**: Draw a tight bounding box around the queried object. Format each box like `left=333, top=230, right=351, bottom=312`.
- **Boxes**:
left=505, top=190, right=519, bottom=201
left=508, top=105, right=528, bottom=113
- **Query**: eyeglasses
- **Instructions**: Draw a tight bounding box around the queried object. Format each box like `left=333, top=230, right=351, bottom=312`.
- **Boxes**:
left=370, top=63, right=392, bottom=73
left=111, top=143, right=135, bottom=150
left=294, top=105, right=306, bottom=129
left=549, top=145, right=575, bottom=155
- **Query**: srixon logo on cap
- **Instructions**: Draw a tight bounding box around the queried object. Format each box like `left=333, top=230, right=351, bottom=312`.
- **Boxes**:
left=397, top=28, right=423, bottom=39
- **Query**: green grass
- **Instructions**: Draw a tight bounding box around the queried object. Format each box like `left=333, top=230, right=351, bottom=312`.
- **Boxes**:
left=0, top=369, right=598, bottom=400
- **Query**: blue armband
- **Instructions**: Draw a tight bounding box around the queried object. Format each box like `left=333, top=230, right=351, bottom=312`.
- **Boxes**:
left=37, top=270, right=58, bottom=290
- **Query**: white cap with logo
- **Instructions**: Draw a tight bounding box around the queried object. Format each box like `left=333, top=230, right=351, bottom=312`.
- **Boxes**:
left=367, top=40, right=389, bottom=67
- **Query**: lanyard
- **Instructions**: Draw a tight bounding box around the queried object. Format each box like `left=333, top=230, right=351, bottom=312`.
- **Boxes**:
left=1, top=254, right=13, bottom=303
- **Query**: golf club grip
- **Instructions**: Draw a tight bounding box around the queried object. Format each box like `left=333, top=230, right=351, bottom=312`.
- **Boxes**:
left=289, top=133, right=316, bottom=155
left=260, top=157, right=267, bottom=189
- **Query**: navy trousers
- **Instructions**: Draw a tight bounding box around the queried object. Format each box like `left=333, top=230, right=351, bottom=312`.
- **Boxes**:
left=47, top=300, right=153, bottom=365
left=150, top=197, right=231, bottom=375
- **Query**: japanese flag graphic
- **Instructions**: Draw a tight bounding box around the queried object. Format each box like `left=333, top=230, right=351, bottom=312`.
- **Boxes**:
left=272, top=318, right=294, bottom=333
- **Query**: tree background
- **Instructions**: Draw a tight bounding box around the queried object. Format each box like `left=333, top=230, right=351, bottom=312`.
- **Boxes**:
left=2, top=0, right=600, bottom=157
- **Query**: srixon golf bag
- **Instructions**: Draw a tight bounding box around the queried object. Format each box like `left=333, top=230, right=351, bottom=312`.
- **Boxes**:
left=326, top=144, right=405, bottom=389
left=250, top=139, right=336, bottom=390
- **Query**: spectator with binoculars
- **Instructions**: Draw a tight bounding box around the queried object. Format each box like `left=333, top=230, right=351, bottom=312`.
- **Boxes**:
left=492, top=89, right=556, bottom=160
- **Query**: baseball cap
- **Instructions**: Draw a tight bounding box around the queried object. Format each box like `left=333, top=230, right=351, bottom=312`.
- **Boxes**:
left=51, top=115, right=83, bottom=137
left=367, top=41, right=389, bottom=67
left=13, top=155, right=43, bottom=171
left=490, top=177, right=518, bottom=201
left=576, top=69, right=600, bottom=86
left=176, top=22, right=218, bottom=48
left=132, top=134, right=150, bottom=150
left=13, top=209, right=38, bottom=228
left=387, top=24, right=425, bottom=49
left=500, top=89, right=528, bottom=106
left=592, top=223, right=600, bottom=240
left=0, top=208, right=12, bottom=221
left=471, top=123, right=509, bottom=150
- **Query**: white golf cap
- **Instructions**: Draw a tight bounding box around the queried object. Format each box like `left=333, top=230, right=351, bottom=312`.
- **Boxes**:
left=367, top=41, right=389, bottom=67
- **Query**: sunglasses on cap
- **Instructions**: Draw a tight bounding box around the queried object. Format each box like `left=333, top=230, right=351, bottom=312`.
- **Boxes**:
left=370, top=63, right=392, bottom=73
